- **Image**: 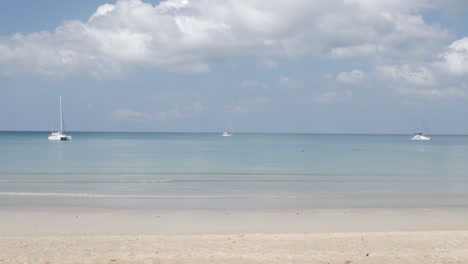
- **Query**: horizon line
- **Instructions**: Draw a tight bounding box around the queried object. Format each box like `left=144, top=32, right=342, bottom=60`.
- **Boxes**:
left=1, top=130, right=467, bottom=136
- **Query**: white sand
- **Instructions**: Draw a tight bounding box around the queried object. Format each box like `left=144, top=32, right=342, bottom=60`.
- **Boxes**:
left=1, top=206, right=468, bottom=263
left=2, top=231, right=468, bottom=263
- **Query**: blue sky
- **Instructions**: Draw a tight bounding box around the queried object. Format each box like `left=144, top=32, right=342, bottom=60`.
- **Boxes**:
left=1, top=0, right=468, bottom=134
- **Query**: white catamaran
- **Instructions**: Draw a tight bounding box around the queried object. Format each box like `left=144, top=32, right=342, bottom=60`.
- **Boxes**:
left=411, top=121, right=431, bottom=141
left=220, top=118, right=234, bottom=137
left=411, top=132, right=431, bottom=141
left=48, top=96, right=72, bottom=141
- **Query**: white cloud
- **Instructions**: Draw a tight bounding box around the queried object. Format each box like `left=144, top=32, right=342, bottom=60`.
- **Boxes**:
left=396, top=85, right=468, bottom=99
left=377, top=65, right=434, bottom=86
left=257, top=58, right=279, bottom=69
left=374, top=61, right=468, bottom=99
left=110, top=100, right=205, bottom=122
left=437, top=37, right=468, bottom=75
left=331, top=44, right=384, bottom=57
left=153, top=101, right=207, bottom=120
left=316, top=90, right=353, bottom=104
left=89, top=4, right=115, bottom=21
left=169, top=63, right=210, bottom=74
left=111, top=108, right=152, bottom=121
left=0, top=0, right=460, bottom=79
left=342, top=0, right=434, bottom=12
left=278, top=76, right=297, bottom=88
left=318, top=70, right=358, bottom=103
left=336, top=70, right=365, bottom=84
left=241, top=80, right=270, bottom=90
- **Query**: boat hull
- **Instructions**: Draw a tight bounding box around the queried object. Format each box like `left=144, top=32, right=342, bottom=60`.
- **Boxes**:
left=48, top=132, right=72, bottom=141
left=411, top=136, right=431, bottom=141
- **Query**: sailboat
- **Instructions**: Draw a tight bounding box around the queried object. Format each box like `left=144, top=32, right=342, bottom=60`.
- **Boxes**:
left=411, top=120, right=431, bottom=141
left=221, top=131, right=233, bottom=137
left=48, top=96, right=72, bottom=141
left=220, top=118, right=234, bottom=137
left=411, top=133, right=430, bottom=141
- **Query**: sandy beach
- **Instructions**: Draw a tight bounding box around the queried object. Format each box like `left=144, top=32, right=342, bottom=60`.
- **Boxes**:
left=1, top=206, right=468, bottom=263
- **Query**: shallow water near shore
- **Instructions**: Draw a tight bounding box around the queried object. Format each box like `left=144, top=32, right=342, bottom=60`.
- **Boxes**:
left=1, top=132, right=468, bottom=209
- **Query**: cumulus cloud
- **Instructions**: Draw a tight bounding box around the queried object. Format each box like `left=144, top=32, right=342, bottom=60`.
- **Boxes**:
left=0, top=0, right=462, bottom=79
left=437, top=37, right=468, bottom=75
left=374, top=61, right=468, bottom=99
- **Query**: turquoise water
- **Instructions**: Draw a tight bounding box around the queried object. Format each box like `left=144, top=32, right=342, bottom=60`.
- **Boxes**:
left=1, top=132, right=468, bottom=209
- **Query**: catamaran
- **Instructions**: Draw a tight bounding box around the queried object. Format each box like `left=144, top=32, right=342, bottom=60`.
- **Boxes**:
left=411, top=132, right=431, bottom=141
left=411, top=121, right=431, bottom=141
left=48, top=96, right=72, bottom=141
left=220, top=118, right=234, bottom=136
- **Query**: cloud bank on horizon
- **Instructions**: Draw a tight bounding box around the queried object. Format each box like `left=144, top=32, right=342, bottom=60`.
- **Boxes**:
left=1, top=0, right=468, bottom=133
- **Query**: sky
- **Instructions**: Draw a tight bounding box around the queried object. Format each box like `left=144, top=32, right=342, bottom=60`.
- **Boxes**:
left=1, top=0, right=468, bottom=134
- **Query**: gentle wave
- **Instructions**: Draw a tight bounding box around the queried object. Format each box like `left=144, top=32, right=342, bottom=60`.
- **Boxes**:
left=0, top=179, right=452, bottom=184
left=0, top=192, right=229, bottom=199
left=1, top=174, right=462, bottom=184
left=1, top=191, right=468, bottom=199
left=0, top=172, right=443, bottom=178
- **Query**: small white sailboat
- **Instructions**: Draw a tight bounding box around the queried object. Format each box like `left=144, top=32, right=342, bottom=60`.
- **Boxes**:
left=221, top=131, right=233, bottom=137
left=411, top=121, right=430, bottom=141
left=411, top=132, right=430, bottom=141
left=220, top=118, right=234, bottom=137
left=48, top=96, right=72, bottom=141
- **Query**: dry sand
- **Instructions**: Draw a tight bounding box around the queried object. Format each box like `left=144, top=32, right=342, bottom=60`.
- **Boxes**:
left=1, top=206, right=468, bottom=263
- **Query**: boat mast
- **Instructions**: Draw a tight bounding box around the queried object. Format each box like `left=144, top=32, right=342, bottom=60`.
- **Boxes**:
left=59, top=96, right=63, bottom=133
left=227, top=118, right=234, bottom=134
left=422, top=120, right=430, bottom=136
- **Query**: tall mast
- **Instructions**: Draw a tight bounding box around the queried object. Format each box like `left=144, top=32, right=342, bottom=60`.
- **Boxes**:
left=59, top=96, right=63, bottom=133
left=228, top=118, right=234, bottom=133
left=423, top=119, right=430, bottom=136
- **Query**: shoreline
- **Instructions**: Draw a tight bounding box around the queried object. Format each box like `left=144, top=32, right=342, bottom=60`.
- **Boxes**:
left=1, top=205, right=468, bottom=236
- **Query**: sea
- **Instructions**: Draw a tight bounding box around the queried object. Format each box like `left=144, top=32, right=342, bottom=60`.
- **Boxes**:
left=1, top=132, right=468, bottom=210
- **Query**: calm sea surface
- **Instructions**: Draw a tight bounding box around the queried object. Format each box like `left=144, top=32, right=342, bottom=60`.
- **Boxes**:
left=1, top=132, right=468, bottom=209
